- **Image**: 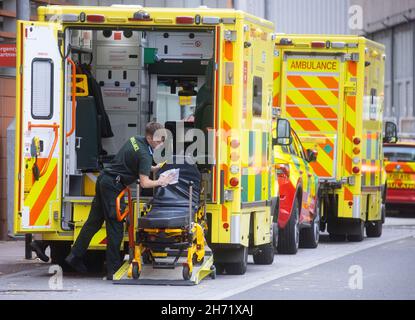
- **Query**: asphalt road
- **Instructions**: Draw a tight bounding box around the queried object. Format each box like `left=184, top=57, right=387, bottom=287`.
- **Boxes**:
left=0, top=217, right=414, bottom=300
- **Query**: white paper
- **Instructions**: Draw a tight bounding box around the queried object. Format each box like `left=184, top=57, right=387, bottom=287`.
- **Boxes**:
left=160, top=168, right=180, bottom=185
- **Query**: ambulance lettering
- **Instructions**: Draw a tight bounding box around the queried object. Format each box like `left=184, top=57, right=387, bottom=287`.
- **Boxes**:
left=290, top=60, right=338, bottom=71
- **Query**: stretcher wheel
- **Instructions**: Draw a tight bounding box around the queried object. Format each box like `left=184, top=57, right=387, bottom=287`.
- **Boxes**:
left=210, top=266, right=216, bottom=280
left=182, top=264, right=192, bottom=281
left=132, top=262, right=140, bottom=280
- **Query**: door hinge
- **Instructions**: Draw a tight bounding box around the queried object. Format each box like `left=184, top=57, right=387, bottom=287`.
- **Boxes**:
left=345, top=53, right=360, bottom=62
left=19, top=65, right=23, bottom=75
left=18, top=172, right=21, bottom=180
left=344, top=80, right=357, bottom=94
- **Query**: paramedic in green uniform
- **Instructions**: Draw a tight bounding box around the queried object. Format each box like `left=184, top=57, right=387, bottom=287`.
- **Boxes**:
left=65, top=122, right=173, bottom=280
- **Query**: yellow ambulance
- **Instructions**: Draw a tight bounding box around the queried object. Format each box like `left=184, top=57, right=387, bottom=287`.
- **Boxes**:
left=14, top=5, right=279, bottom=275
left=274, top=35, right=387, bottom=241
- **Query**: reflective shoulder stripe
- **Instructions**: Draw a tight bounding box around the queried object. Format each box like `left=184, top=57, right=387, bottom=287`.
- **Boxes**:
left=130, top=137, right=140, bottom=152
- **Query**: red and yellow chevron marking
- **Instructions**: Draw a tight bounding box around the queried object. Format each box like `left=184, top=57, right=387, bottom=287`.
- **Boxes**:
left=24, top=158, right=58, bottom=227
left=284, top=69, right=340, bottom=179
left=343, top=62, right=358, bottom=177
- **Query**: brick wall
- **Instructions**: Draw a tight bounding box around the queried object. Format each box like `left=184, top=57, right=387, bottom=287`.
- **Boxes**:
left=0, top=77, right=15, bottom=240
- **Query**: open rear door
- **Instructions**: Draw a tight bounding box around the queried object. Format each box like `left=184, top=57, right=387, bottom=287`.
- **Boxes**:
left=15, top=21, right=63, bottom=233
left=281, top=53, right=344, bottom=180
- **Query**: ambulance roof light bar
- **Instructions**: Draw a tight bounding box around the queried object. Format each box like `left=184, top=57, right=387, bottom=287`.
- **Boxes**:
left=86, top=14, right=105, bottom=23
left=176, top=16, right=195, bottom=24
left=311, top=41, right=326, bottom=48
left=279, top=38, right=293, bottom=45
left=129, top=10, right=152, bottom=21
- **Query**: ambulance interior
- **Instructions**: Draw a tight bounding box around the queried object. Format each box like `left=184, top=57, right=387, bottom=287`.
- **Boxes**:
left=62, top=28, right=215, bottom=230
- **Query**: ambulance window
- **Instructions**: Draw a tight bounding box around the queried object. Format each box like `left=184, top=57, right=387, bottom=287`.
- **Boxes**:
left=252, top=76, right=263, bottom=117
left=31, top=58, right=53, bottom=119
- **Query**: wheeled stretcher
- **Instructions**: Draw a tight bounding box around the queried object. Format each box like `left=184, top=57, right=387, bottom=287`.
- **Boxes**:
left=113, top=156, right=215, bottom=285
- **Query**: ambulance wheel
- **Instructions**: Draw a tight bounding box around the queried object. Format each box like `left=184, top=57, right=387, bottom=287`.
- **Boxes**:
left=347, top=220, right=365, bottom=242
left=366, top=221, right=383, bottom=238
left=253, top=242, right=274, bottom=265
left=272, top=222, right=279, bottom=251
left=132, top=262, right=140, bottom=280
left=329, top=233, right=347, bottom=242
left=214, top=263, right=225, bottom=275
left=277, top=197, right=300, bottom=254
left=224, top=247, right=248, bottom=275
left=299, top=202, right=320, bottom=249
left=182, top=264, right=192, bottom=281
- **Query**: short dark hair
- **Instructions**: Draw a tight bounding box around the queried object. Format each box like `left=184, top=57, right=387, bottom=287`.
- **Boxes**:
left=145, top=122, right=164, bottom=137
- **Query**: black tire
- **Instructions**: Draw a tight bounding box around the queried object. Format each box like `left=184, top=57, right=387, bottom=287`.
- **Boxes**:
left=366, top=221, right=383, bottom=238
left=272, top=222, right=279, bottom=251
left=182, top=264, right=191, bottom=281
left=50, top=241, right=72, bottom=272
left=253, top=242, right=274, bottom=265
left=214, top=263, right=225, bottom=275
left=329, top=233, right=347, bottom=242
left=299, top=200, right=320, bottom=249
left=277, top=197, right=300, bottom=254
left=347, top=221, right=365, bottom=242
left=224, top=247, right=248, bottom=275
left=132, top=262, right=140, bottom=279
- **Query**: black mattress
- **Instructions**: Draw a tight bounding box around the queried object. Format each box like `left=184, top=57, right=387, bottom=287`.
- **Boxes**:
left=138, top=156, right=201, bottom=229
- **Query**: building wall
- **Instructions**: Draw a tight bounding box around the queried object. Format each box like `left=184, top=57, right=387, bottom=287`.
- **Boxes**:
left=268, top=0, right=351, bottom=34
left=0, top=77, right=15, bottom=239
left=354, top=0, right=415, bottom=137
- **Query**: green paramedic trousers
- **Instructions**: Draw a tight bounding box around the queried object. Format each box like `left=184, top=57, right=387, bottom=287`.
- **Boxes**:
left=71, top=173, right=126, bottom=276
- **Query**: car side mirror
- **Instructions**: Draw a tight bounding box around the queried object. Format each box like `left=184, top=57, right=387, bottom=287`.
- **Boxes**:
left=273, top=118, right=292, bottom=146
left=306, top=149, right=318, bottom=163
left=383, top=122, right=398, bottom=144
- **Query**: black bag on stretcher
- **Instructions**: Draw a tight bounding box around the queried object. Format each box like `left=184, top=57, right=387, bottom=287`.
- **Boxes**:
left=138, top=156, right=201, bottom=229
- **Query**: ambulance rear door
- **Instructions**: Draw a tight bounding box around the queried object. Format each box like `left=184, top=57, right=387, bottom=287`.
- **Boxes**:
left=281, top=53, right=345, bottom=181
left=15, top=21, right=64, bottom=233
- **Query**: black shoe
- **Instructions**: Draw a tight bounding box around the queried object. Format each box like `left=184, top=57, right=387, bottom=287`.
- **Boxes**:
left=30, top=241, right=49, bottom=263
left=104, top=274, right=113, bottom=281
left=64, top=253, right=88, bottom=273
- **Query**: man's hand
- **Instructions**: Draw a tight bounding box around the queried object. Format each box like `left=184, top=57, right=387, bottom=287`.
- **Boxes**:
left=157, top=172, right=175, bottom=187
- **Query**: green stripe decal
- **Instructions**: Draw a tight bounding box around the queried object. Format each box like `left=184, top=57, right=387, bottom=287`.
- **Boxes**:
left=255, top=174, right=262, bottom=201
left=242, top=174, right=248, bottom=203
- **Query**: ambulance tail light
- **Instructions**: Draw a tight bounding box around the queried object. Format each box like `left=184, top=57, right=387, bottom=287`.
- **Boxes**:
left=229, top=177, right=239, bottom=187
left=230, top=139, right=240, bottom=149
left=311, top=41, right=326, bottom=48
left=352, top=167, right=360, bottom=174
left=86, top=14, right=105, bottom=23
left=276, top=164, right=290, bottom=179
left=176, top=16, right=195, bottom=24
left=353, top=137, right=361, bottom=145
